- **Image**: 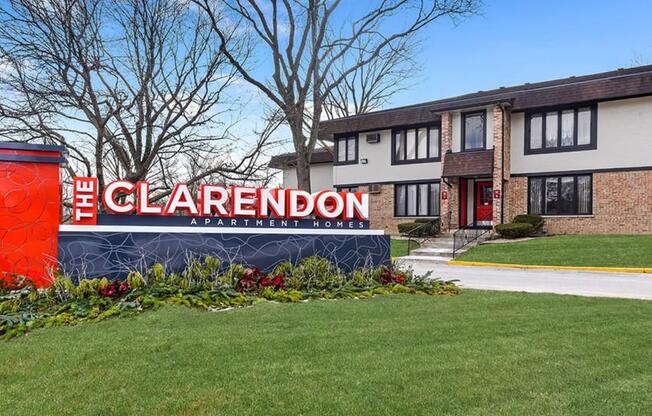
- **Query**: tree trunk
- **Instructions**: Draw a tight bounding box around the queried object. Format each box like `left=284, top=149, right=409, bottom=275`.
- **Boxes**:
left=295, top=151, right=311, bottom=192
left=290, top=123, right=311, bottom=192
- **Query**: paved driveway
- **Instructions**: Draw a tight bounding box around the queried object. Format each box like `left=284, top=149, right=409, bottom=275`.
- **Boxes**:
left=400, top=261, right=652, bottom=300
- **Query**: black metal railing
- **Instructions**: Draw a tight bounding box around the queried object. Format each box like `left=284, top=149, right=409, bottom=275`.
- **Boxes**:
left=405, top=222, right=428, bottom=256
left=452, top=212, right=493, bottom=257
left=400, top=221, right=438, bottom=256
left=452, top=227, right=490, bottom=257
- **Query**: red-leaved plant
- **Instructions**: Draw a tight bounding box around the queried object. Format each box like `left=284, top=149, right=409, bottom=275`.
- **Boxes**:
left=271, top=274, right=284, bottom=289
left=99, top=280, right=131, bottom=298
left=378, top=267, right=406, bottom=285
left=235, top=267, right=262, bottom=292
left=236, top=268, right=285, bottom=292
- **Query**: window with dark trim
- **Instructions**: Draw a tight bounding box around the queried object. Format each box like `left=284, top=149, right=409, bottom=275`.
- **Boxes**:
left=334, top=134, right=358, bottom=164
left=336, top=186, right=359, bottom=193
left=392, top=125, right=440, bottom=164
left=528, top=174, right=592, bottom=216
left=462, top=110, right=486, bottom=151
left=394, top=181, right=440, bottom=217
left=525, top=103, right=597, bottom=154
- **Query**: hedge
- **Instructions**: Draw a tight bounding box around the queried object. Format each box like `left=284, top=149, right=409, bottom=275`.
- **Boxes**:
left=513, top=214, right=544, bottom=232
left=397, top=218, right=440, bottom=237
left=495, top=223, right=533, bottom=239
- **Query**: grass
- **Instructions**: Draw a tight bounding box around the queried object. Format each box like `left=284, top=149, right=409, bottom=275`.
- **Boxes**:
left=457, top=235, right=652, bottom=268
left=390, top=238, right=420, bottom=257
left=1, top=291, right=651, bottom=415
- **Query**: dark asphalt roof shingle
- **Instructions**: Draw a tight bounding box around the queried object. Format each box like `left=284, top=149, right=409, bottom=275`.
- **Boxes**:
left=441, top=150, right=494, bottom=178
left=320, top=65, right=652, bottom=137
left=268, top=147, right=333, bottom=169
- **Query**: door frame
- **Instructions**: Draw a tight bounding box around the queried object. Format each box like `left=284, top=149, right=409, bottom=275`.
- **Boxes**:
left=474, top=180, right=493, bottom=228
left=459, top=178, right=468, bottom=227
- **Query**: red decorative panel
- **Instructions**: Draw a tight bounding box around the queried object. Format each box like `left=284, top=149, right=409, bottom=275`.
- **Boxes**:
left=0, top=144, right=63, bottom=288
left=72, top=177, right=98, bottom=225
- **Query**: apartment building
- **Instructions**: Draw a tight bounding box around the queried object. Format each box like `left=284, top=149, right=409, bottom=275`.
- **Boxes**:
left=270, top=65, right=652, bottom=234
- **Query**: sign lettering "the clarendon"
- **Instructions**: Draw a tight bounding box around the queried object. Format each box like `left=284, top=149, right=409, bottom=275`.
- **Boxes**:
left=72, top=177, right=369, bottom=225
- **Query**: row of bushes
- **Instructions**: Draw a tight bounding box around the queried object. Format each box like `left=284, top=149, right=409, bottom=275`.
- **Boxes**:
left=397, top=218, right=440, bottom=237
left=495, top=214, right=544, bottom=238
left=0, top=256, right=459, bottom=340
left=397, top=215, right=544, bottom=239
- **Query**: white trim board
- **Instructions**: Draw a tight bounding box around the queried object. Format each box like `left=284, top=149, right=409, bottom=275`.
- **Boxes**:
left=59, top=224, right=385, bottom=236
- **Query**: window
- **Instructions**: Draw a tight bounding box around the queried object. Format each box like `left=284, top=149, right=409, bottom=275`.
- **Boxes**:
left=525, top=104, right=597, bottom=154
left=528, top=174, right=592, bottom=216
left=462, top=110, right=486, bottom=151
left=335, top=134, right=357, bottom=164
left=336, top=186, right=358, bottom=193
left=392, top=125, right=440, bottom=164
left=394, top=182, right=440, bottom=217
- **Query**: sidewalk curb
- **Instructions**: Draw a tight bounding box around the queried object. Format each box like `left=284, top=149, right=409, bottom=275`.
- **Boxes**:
left=447, top=260, right=652, bottom=274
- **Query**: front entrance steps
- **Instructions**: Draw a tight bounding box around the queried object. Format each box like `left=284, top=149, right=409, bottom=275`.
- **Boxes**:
left=397, top=232, right=465, bottom=264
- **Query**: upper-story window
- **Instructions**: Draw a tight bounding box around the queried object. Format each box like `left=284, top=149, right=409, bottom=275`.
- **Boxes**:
left=462, top=110, right=486, bottom=151
left=525, top=103, right=597, bottom=154
left=392, top=125, right=440, bottom=165
left=335, top=134, right=358, bottom=165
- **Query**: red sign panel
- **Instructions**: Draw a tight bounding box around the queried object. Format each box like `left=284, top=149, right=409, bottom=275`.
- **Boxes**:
left=73, top=177, right=98, bottom=225
left=0, top=144, right=63, bottom=287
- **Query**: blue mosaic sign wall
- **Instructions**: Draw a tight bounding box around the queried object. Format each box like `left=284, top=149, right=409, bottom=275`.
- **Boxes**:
left=58, top=215, right=390, bottom=280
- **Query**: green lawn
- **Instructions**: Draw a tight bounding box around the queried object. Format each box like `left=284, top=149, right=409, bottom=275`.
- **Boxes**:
left=2, top=291, right=651, bottom=415
left=390, top=238, right=420, bottom=257
left=457, top=235, right=652, bottom=268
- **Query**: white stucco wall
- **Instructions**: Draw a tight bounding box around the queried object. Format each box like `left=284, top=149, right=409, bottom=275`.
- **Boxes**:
left=511, top=96, right=652, bottom=174
left=332, top=129, right=441, bottom=186
left=451, top=106, right=494, bottom=153
left=281, top=163, right=333, bottom=191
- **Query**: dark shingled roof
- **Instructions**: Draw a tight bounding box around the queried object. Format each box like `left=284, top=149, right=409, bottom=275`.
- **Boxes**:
left=268, top=147, right=333, bottom=169
left=442, top=150, right=494, bottom=178
left=320, top=65, right=652, bottom=137
left=320, top=105, right=439, bottom=138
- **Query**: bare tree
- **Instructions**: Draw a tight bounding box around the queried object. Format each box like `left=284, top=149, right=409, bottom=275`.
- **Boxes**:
left=322, top=35, right=421, bottom=119
left=194, top=0, right=479, bottom=191
left=0, top=0, right=273, bottom=206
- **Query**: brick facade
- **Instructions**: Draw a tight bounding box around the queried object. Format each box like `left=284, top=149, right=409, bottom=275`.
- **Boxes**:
left=503, top=176, right=527, bottom=223
left=491, top=105, right=504, bottom=229
left=504, top=170, right=652, bottom=234
left=440, top=112, right=453, bottom=232
left=362, top=184, right=442, bottom=235
left=356, top=168, right=652, bottom=236
left=330, top=105, right=652, bottom=237
left=365, top=184, right=398, bottom=233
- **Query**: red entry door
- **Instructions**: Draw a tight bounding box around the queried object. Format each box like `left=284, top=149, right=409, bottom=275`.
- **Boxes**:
left=475, top=181, right=493, bottom=222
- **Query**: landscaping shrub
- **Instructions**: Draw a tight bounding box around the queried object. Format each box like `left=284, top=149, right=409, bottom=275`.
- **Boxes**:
left=397, top=218, right=439, bottom=237
left=414, top=218, right=440, bottom=235
left=495, top=223, right=534, bottom=239
left=397, top=222, right=421, bottom=236
left=513, top=214, right=544, bottom=232
left=0, top=257, right=459, bottom=340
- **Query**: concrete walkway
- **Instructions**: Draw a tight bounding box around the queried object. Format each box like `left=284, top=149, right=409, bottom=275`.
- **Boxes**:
left=399, top=260, right=652, bottom=300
